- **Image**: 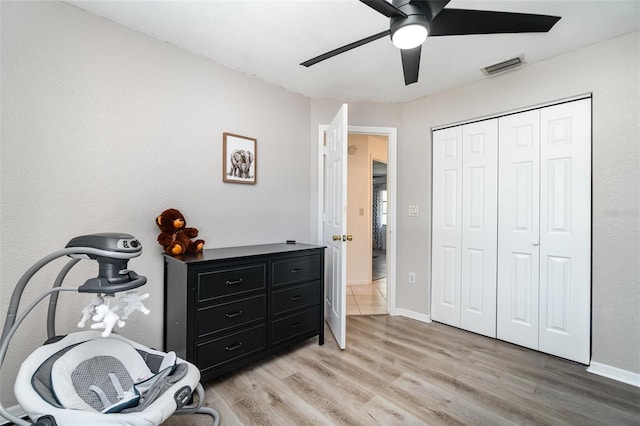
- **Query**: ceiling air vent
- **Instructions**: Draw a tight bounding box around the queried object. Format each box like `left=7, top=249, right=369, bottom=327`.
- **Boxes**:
left=482, top=55, right=525, bottom=76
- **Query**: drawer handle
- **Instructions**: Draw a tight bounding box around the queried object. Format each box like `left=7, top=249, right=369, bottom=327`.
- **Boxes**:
left=225, top=278, right=243, bottom=286
left=225, top=310, right=243, bottom=319
left=291, top=268, right=303, bottom=273
left=290, top=295, right=303, bottom=302
left=225, top=342, right=243, bottom=352
left=290, top=321, right=303, bottom=329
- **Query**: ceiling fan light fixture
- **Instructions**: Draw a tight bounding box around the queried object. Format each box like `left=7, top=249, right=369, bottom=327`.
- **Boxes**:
left=390, top=13, right=431, bottom=50
left=392, top=24, right=428, bottom=49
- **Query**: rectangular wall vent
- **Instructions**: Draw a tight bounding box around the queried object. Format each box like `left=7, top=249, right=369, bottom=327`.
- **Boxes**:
left=482, top=56, right=525, bottom=76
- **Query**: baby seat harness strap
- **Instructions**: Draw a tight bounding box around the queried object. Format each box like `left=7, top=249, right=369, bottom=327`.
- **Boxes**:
left=88, top=373, right=137, bottom=413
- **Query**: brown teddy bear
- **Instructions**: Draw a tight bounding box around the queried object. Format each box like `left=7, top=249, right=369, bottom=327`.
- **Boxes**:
left=156, top=208, right=205, bottom=256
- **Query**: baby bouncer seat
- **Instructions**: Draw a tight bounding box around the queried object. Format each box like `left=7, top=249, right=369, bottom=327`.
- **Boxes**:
left=0, top=233, right=220, bottom=426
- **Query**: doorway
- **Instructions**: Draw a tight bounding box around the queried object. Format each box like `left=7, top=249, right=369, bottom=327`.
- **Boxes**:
left=318, top=119, right=397, bottom=348
left=345, top=139, right=389, bottom=316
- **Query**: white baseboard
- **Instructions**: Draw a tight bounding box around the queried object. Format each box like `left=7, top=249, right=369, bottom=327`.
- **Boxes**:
left=395, top=308, right=432, bottom=324
left=587, top=361, right=640, bottom=387
left=1, top=404, right=27, bottom=425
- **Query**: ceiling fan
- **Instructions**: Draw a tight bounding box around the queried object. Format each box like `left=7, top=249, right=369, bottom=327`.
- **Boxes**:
left=300, top=0, right=561, bottom=85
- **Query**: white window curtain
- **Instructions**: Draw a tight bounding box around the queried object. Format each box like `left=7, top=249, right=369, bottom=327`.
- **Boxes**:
left=372, top=183, right=386, bottom=250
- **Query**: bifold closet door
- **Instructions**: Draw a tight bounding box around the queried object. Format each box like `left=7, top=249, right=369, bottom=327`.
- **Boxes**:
left=460, top=120, right=498, bottom=337
left=538, top=99, right=591, bottom=364
left=497, top=110, right=541, bottom=349
left=498, top=98, right=591, bottom=364
left=431, top=126, right=463, bottom=327
left=432, top=120, right=497, bottom=337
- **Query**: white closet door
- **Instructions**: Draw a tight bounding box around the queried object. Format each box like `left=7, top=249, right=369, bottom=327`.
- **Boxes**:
left=539, top=99, right=591, bottom=364
left=431, top=126, right=463, bottom=327
left=497, top=110, right=541, bottom=349
left=460, top=120, right=498, bottom=337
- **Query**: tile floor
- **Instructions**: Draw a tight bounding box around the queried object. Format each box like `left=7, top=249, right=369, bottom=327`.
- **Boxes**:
left=346, top=278, right=388, bottom=316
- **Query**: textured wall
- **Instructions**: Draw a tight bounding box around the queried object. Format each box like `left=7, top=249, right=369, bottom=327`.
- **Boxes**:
left=1, top=1, right=311, bottom=406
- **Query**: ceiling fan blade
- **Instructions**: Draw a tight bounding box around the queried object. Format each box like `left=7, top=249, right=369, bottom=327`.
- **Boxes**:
left=300, top=30, right=390, bottom=67
left=430, top=9, right=561, bottom=36
left=401, top=45, right=421, bottom=85
left=360, top=0, right=407, bottom=18
left=410, top=0, right=450, bottom=19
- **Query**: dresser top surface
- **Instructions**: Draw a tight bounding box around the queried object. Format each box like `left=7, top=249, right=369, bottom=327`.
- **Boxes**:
left=164, top=242, right=325, bottom=264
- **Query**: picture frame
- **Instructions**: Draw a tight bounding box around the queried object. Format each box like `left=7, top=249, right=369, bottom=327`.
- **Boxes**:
left=223, top=132, right=257, bottom=184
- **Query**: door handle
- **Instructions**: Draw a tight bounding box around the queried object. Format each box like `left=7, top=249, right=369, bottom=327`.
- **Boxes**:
left=332, top=235, right=341, bottom=241
left=532, top=242, right=539, bottom=246
left=343, top=235, right=353, bottom=242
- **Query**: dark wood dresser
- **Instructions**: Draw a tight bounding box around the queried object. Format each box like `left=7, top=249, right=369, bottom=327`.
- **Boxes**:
left=163, top=243, right=325, bottom=382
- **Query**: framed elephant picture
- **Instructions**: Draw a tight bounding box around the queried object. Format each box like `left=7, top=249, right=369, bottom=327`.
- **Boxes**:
left=223, top=132, right=257, bottom=184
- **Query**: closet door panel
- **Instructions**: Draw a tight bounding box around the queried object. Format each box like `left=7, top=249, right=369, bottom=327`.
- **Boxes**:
left=497, top=110, right=540, bottom=349
left=460, top=120, right=498, bottom=337
left=431, top=126, right=463, bottom=327
left=539, top=98, right=591, bottom=364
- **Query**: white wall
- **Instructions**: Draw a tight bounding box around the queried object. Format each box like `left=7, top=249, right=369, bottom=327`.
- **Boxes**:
left=398, top=31, right=640, bottom=373
left=1, top=1, right=312, bottom=405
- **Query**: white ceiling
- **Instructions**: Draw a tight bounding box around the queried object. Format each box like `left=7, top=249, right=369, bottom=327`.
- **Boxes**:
left=67, top=0, right=640, bottom=103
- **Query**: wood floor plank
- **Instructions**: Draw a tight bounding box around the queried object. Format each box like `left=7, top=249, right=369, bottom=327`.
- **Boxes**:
left=361, top=395, right=428, bottom=425
left=284, top=371, right=365, bottom=425
left=162, top=317, right=640, bottom=425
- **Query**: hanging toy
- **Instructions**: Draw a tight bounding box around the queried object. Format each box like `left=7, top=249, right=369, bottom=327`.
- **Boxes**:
left=77, top=296, right=105, bottom=328
left=91, top=303, right=125, bottom=337
left=119, top=291, right=151, bottom=320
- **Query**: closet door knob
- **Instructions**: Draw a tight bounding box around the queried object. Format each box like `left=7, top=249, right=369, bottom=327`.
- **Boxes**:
left=532, top=242, right=539, bottom=246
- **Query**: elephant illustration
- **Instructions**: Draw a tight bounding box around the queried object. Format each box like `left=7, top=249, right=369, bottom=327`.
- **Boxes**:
left=229, top=149, right=254, bottom=179
left=240, top=150, right=254, bottom=178
left=229, top=149, right=244, bottom=177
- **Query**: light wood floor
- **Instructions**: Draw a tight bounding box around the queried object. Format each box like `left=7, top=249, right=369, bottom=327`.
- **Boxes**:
left=164, top=316, right=640, bottom=425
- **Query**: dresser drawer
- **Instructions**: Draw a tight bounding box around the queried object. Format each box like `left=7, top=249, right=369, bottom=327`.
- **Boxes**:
left=197, top=264, right=266, bottom=302
left=272, top=255, right=321, bottom=287
left=270, top=307, right=319, bottom=346
left=271, top=281, right=320, bottom=316
left=197, top=294, right=266, bottom=338
left=196, top=324, right=266, bottom=373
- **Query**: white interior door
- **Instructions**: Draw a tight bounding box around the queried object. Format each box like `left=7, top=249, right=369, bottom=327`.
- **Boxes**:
left=538, top=98, right=591, bottom=364
left=497, top=109, right=541, bottom=349
left=324, top=104, right=348, bottom=349
left=460, top=119, right=498, bottom=337
left=431, top=126, right=463, bottom=327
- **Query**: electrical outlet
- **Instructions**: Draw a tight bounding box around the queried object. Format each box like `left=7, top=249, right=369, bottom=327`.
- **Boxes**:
left=408, top=205, right=419, bottom=216
left=409, top=272, right=416, bottom=283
